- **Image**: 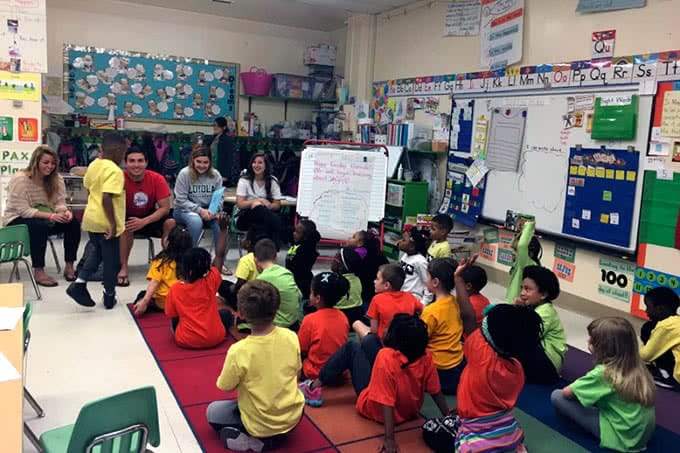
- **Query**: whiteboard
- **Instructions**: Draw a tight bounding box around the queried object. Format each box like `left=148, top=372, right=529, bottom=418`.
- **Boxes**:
left=455, top=87, right=652, bottom=253
left=297, top=147, right=387, bottom=240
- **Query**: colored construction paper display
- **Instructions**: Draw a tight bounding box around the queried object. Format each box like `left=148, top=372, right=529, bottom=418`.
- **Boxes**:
left=439, top=156, right=486, bottom=228
left=562, top=147, right=639, bottom=248
left=449, top=100, right=474, bottom=153
left=64, top=45, right=239, bottom=124
left=634, top=266, right=680, bottom=296
left=639, top=170, right=680, bottom=249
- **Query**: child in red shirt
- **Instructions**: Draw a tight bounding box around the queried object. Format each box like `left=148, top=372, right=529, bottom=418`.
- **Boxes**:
left=460, top=265, right=490, bottom=330
left=359, top=263, right=422, bottom=339
left=449, top=256, right=542, bottom=452
left=165, top=213, right=234, bottom=349
left=298, top=272, right=350, bottom=380
left=299, top=314, right=450, bottom=453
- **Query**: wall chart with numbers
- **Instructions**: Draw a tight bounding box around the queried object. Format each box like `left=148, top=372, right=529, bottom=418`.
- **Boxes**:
left=63, top=45, right=239, bottom=124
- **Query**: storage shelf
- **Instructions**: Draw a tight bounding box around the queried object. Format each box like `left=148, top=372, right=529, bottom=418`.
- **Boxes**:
left=240, top=94, right=336, bottom=105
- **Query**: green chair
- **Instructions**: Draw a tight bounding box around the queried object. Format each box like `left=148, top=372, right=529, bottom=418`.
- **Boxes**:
left=23, top=301, right=45, bottom=452
left=39, top=386, right=160, bottom=453
left=226, top=205, right=247, bottom=258
left=0, top=224, right=41, bottom=299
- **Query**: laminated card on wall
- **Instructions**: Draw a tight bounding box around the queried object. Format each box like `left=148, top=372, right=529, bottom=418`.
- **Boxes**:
left=450, top=100, right=474, bottom=153
left=591, top=94, right=638, bottom=140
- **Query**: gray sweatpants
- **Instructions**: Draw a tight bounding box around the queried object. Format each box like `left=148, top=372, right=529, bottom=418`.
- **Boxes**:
left=550, top=389, right=601, bottom=439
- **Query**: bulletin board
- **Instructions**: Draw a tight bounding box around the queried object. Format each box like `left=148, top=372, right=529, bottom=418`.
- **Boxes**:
left=562, top=147, right=639, bottom=248
left=455, top=87, right=652, bottom=253
left=63, top=44, right=239, bottom=125
left=449, top=100, right=474, bottom=153
left=438, top=155, right=486, bottom=228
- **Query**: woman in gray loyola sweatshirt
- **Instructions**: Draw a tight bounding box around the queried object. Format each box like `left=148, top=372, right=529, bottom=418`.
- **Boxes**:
left=173, top=146, right=223, bottom=247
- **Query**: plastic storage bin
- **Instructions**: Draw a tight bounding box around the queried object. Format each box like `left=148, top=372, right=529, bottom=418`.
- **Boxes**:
left=273, top=74, right=313, bottom=99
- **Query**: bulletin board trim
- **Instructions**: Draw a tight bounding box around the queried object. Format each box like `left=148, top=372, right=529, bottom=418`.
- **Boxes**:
left=62, top=44, right=240, bottom=126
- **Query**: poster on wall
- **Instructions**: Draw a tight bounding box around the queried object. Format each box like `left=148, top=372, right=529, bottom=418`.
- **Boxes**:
left=591, top=30, right=616, bottom=61
left=64, top=45, right=239, bottom=125
left=480, top=0, right=524, bottom=69
left=598, top=257, right=636, bottom=303
left=0, top=71, right=40, bottom=101
left=0, top=117, right=13, bottom=141
left=480, top=242, right=497, bottom=261
left=634, top=266, right=680, bottom=297
left=576, top=0, right=646, bottom=14
left=444, top=1, right=481, bottom=37
left=0, top=0, right=47, bottom=73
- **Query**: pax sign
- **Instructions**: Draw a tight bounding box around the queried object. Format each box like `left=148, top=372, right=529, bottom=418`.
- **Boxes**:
left=592, top=30, right=616, bottom=60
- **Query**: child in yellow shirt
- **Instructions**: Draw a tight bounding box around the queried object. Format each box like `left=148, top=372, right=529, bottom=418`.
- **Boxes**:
left=640, top=286, right=680, bottom=391
left=133, top=225, right=193, bottom=315
left=427, top=214, right=453, bottom=260
left=67, top=133, right=126, bottom=309
left=421, top=258, right=465, bottom=395
left=208, top=280, right=304, bottom=451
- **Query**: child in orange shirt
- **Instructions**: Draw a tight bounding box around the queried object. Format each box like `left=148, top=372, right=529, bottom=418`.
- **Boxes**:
left=299, top=314, right=450, bottom=452
left=298, top=272, right=350, bottom=381
left=352, top=264, right=422, bottom=361
left=165, top=213, right=234, bottom=349
left=460, top=265, right=490, bottom=330
left=133, top=225, right=193, bottom=315
left=445, top=256, right=540, bottom=452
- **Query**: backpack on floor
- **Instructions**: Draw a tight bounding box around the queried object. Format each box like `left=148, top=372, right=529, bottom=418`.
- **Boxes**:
left=422, top=415, right=459, bottom=453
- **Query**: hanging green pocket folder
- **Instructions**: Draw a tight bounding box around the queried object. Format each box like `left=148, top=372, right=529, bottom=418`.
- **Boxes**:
left=591, top=94, right=638, bottom=140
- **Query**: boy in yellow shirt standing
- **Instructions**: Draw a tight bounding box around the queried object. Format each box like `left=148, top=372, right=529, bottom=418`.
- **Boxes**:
left=208, top=280, right=304, bottom=451
left=67, top=133, right=126, bottom=309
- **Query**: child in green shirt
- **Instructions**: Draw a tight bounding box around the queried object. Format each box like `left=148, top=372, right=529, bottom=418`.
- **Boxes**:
left=331, top=247, right=364, bottom=326
left=551, top=317, right=656, bottom=452
left=506, top=220, right=541, bottom=303
left=513, top=265, right=566, bottom=384
left=254, top=239, right=302, bottom=331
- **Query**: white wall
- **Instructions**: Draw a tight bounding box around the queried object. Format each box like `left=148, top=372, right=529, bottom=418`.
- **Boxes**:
left=47, top=0, right=346, bottom=131
left=375, top=0, right=680, bottom=81
left=370, top=0, right=680, bottom=316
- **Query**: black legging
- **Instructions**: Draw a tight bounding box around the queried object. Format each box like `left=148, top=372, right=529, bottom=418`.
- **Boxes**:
left=9, top=216, right=80, bottom=268
left=236, top=205, right=283, bottom=247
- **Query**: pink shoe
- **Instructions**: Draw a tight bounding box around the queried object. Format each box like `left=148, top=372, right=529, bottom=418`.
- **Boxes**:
left=298, top=380, right=323, bottom=407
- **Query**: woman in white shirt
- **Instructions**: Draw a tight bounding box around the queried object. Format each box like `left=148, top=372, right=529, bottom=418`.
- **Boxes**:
left=235, top=153, right=284, bottom=248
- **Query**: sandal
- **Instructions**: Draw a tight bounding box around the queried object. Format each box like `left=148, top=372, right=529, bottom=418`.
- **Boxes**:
left=63, top=271, right=77, bottom=282
left=221, top=266, right=234, bottom=276
left=116, top=275, right=130, bottom=287
left=35, top=275, right=58, bottom=287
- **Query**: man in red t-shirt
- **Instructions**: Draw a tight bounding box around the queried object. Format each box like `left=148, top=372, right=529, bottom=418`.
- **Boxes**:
left=118, top=147, right=175, bottom=285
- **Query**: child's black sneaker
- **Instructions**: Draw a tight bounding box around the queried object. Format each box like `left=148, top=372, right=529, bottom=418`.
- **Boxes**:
left=103, top=292, right=117, bottom=310
left=219, top=427, right=264, bottom=452
left=66, top=282, right=95, bottom=307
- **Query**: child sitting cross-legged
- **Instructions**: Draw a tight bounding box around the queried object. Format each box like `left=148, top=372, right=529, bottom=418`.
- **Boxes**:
left=207, top=280, right=305, bottom=452
left=514, top=265, right=566, bottom=384
left=352, top=264, right=422, bottom=354
left=218, top=228, right=266, bottom=311
left=640, top=286, right=680, bottom=391
left=459, top=265, right=490, bottom=330
left=428, top=256, right=541, bottom=453
left=165, top=213, right=234, bottom=349
left=286, top=219, right=321, bottom=300
left=427, top=214, right=453, bottom=260
left=332, top=247, right=365, bottom=326
left=299, top=314, right=450, bottom=453
left=133, top=225, right=193, bottom=316
left=298, top=272, right=350, bottom=380
left=255, top=238, right=302, bottom=331
left=552, top=317, right=656, bottom=452
left=398, top=226, right=429, bottom=303
left=421, top=258, right=466, bottom=395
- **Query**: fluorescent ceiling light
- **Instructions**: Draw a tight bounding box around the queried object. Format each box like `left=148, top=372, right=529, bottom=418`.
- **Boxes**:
left=213, top=0, right=234, bottom=4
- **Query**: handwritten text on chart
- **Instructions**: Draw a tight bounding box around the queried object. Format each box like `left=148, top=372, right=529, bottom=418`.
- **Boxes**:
left=312, top=161, right=373, bottom=185
left=444, top=1, right=481, bottom=37
left=661, top=91, right=680, bottom=137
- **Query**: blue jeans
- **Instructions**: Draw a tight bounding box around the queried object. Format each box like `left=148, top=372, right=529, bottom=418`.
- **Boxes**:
left=173, top=209, right=220, bottom=249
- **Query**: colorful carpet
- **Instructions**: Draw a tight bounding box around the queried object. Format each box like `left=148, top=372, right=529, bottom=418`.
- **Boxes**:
left=129, top=308, right=680, bottom=452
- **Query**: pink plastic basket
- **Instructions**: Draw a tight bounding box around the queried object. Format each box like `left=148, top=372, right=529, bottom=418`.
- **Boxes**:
left=240, top=67, right=273, bottom=96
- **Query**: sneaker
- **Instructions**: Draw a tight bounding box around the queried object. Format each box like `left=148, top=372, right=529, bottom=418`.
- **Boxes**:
left=219, top=427, right=264, bottom=452
left=236, top=317, right=251, bottom=334
left=103, top=292, right=117, bottom=310
left=66, top=282, right=95, bottom=307
left=298, top=379, right=323, bottom=407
